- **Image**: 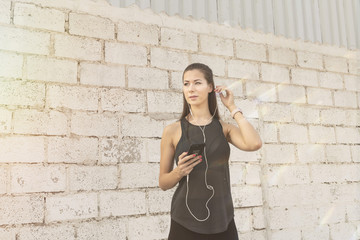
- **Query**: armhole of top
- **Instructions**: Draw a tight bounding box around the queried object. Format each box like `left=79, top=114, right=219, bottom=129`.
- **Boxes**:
left=218, top=119, right=229, bottom=142
left=174, top=119, right=185, bottom=154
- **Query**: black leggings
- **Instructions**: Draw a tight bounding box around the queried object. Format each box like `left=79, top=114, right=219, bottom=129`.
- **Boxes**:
left=168, top=218, right=239, bottom=240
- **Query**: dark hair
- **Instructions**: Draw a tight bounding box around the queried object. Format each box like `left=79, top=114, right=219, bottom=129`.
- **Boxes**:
left=180, top=63, right=220, bottom=120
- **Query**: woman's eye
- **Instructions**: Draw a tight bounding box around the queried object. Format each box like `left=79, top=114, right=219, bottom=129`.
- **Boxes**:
left=195, top=82, right=201, bottom=85
left=184, top=83, right=189, bottom=86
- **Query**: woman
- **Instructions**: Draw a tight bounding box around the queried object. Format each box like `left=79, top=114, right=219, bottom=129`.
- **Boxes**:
left=159, top=63, right=262, bottom=240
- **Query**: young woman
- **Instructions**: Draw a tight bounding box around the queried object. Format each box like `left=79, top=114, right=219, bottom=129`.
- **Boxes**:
left=159, top=63, right=262, bottom=240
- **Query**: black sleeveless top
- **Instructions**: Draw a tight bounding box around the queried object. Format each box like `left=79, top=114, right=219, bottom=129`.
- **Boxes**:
left=170, top=117, right=234, bottom=234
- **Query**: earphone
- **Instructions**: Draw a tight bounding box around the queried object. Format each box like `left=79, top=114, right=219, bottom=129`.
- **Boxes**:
left=185, top=103, right=218, bottom=222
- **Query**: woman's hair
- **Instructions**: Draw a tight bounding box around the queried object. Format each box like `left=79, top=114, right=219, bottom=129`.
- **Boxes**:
left=180, top=63, right=220, bottom=120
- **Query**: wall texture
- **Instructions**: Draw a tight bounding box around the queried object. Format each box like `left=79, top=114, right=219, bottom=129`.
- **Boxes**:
left=0, top=0, right=359, bottom=240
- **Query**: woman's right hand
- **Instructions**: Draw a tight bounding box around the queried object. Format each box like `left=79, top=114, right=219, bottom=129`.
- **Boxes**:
left=175, top=152, right=202, bottom=178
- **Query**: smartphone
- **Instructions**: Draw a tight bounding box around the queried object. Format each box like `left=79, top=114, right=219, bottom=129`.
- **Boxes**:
left=187, top=143, right=205, bottom=157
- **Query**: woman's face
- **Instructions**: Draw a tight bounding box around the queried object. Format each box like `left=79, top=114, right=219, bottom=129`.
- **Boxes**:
left=183, top=69, right=213, bottom=106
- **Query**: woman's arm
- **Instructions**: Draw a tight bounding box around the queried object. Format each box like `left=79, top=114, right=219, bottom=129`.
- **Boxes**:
left=215, top=86, right=262, bottom=151
left=159, top=124, right=202, bottom=191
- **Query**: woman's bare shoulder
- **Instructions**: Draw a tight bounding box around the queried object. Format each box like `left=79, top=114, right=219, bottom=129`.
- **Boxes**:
left=163, top=120, right=181, bottom=137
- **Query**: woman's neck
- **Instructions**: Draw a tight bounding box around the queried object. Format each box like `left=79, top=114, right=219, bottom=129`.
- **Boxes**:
left=188, top=104, right=213, bottom=124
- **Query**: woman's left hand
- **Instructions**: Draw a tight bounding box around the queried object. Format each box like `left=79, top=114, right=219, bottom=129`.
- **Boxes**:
left=214, top=85, right=236, bottom=110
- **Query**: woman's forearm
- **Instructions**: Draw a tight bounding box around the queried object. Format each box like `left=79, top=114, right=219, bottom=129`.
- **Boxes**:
left=159, top=167, right=183, bottom=191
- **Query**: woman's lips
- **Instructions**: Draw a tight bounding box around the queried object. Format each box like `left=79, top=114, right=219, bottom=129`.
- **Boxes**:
left=189, top=96, right=198, bottom=100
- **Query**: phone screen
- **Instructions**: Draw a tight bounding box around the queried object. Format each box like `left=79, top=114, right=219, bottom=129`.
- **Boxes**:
left=187, top=143, right=205, bottom=156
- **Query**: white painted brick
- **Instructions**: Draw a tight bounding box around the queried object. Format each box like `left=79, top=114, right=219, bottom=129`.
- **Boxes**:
left=13, top=109, right=67, bottom=135
left=291, top=68, right=318, bottom=87
left=170, top=71, right=183, bottom=90
left=264, top=144, right=295, bottom=164
left=148, top=189, right=174, bottom=213
left=190, top=54, right=226, bottom=76
left=320, top=108, right=346, bottom=125
left=71, top=111, right=118, bottom=137
left=234, top=208, right=252, bottom=233
left=121, top=114, right=163, bottom=138
left=236, top=41, right=266, bottom=62
left=151, top=47, right=189, bottom=71
left=263, top=123, right=277, bottom=143
left=334, top=90, right=357, bottom=108
left=0, top=136, right=45, bottom=163
left=0, top=195, right=44, bottom=224
left=26, top=56, right=77, bottom=84
left=229, top=163, right=245, bottom=185
left=117, top=20, right=158, bottom=45
left=146, top=138, right=161, bottom=163
left=292, top=105, right=321, bottom=124
left=336, top=126, right=360, bottom=144
left=228, top=59, right=259, bottom=80
left=279, top=123, right=308, bottom=143
left=99, top=190, right=146, bottom=217
left=259, top=103, right=292, bottom=122
left=48, top=137, right=98, bottom=164
left=128, top=67, right=168, bottom=89
left=0, top=26, right=50, bottom=55
left=344, top=74, right=360, bottom=91
left=244, top=164, right=261, bottom=185
left=268, top=184, right=331, bottom=207
left=101, top=88, right=146, bottom=113
left=351, top=145, right=360, bottom=162
left=297, top=51, right=323, bottom=70
left=0, top=51, right=23, bottom=78
left=309, top=125, right=336, bottom=143
left=319, top=72, right=343, bottom=89
left=253, top=207, right=266, bottom=229
left=344, top=110, right=360, bottom=127
left=238, top=231, right=266, bottom=240
left=346, top=204, right=360, bottom=221
left=10, top=165, right=66, bottom=193
left=330, top=183, right=360, bottom=202
left=268, top=206, right=318, bottom=229
left=161, top=28, right=197, bottom=51
left=324, top=56, right=348, bottom=73
left=100, top=137, right=146, bottom=164
left=0, top=108, right=12, bottom=133
left=278, top=84, right=306, bottom=103
left=330, top=223, right=357, bottom=240
left=229, top=142, right=260, bottom=163
left=271, top=229, right=301, bottom=240
left=199, top=35, right=233, bottom=56
left=318, top=204, right=346, bottom=224
left=14, top=3, right=65, bottom=32
left=261, top=63, right=289, bottom=84
left=0, top=228, right=15, bottom=240
left=232, top=186, right=263, bottom=207
left=69, top=13, right=115, bottom=39
left=46, top=193, right=97, bottom=222
left=18, top=225, right=75, bottom=240
left=267, top=165, right=310, bottom=187
left=268, top=47, right=296, bottom=66
left=76, top=219, right=127, bottom=240
left=311, top=164, right=360, bottom=183
left=307, top=87, right=333, bottom=106
left=0, top=0, right=11, bottom=24
left=302, top=225, right=329, bottom=240
left=0, top=167, right=7, bottom=194
left=128, top=215, right=169, bottom=240
left=54, top=34, right=102, bottom=61
left=0, top=81, right=45, bottom=107
left=47, top=85, right=99, bottom=111
left=325, top=144, right=351, bottom=163
left=348, top=59, right=359, bottom=75
left=246, top=81, right=277, bottom=102
left=119, top=163, right=158, bottom=188
left=80, top=62, right=125, bottom=87
left=147, top=91, right=183, bottom=113
left=105, top=42, right=147, bottom=66
left=69, top=165, right=117, bottom=191
left=297, top=144, right=326, bottom=163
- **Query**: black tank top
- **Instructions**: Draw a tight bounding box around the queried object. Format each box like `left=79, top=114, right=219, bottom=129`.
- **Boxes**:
left=171, top=117, right=234, bottom=234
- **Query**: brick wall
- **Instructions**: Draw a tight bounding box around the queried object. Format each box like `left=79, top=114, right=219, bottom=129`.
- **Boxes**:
left=0, top=0, right=359, bottom=239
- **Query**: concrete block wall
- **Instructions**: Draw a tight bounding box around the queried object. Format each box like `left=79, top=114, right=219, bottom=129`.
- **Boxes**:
left=0, top=0, right=359, bottom=239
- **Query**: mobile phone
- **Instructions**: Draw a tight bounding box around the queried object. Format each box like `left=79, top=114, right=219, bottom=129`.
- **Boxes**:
left=187, top=143, right=205, bottom=157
